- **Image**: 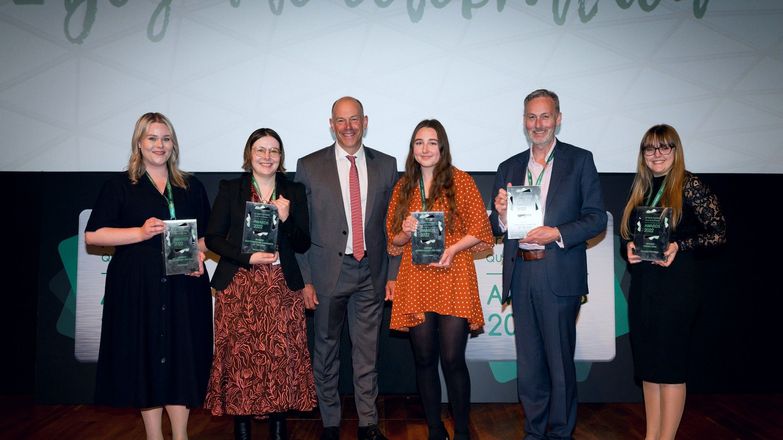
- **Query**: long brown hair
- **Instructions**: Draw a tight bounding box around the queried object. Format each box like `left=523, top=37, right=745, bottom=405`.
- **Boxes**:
left=390, top=119, right=459, bottom=234
left=620, top=124, right=686, bottom=239
left=127, top=112, right=189, bottom=188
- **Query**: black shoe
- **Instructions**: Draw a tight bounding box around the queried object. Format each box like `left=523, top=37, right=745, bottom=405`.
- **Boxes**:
left=453, top=433, right=470, bottom=440
left=428, top=422, right=450, bottom=440
left=320, top=426, right=340, bottom=440
left=358, top=424, right=388, bottom=440
left=233, top=415, right=252, bottom=440
left=269, top=413, right=288, bottom=440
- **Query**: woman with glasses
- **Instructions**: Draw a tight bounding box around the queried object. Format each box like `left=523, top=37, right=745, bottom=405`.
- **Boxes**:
left=203, top=128, right=316, bottom=440
left=620, top=124, right=726, bottom=440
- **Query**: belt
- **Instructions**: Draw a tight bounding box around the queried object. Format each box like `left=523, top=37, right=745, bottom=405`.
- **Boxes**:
left=517, top=248, right=545, bottom=261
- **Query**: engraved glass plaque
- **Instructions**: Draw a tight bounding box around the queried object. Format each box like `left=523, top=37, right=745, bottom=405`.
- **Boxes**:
left=162, top=219, right=199, bottom=275
left=506, top=185, right=543, bottom=239
left=241, top=201, right=279, bottom=253
left=633, top=206, right=672, bottom=262
left=411, top=211, right=445, bottom=265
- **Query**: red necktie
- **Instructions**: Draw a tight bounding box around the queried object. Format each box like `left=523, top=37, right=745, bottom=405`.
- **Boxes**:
left=347, top=155, right=364, bottom=261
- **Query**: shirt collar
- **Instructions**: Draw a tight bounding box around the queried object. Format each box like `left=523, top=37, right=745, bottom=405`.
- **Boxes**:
left=528, top=138, right=557, bottom=166
left=335, top=143, right=365, bottom=161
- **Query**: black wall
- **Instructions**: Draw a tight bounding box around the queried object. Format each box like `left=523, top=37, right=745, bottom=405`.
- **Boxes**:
left=2, top=171, right=781, bottom=402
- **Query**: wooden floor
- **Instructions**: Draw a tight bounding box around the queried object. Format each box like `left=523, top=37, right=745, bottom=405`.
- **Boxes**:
left=3, top=394, right=781, bottom=439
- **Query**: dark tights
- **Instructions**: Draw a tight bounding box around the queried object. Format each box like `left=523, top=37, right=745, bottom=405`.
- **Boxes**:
left=409, top=312, right=471, bottom=436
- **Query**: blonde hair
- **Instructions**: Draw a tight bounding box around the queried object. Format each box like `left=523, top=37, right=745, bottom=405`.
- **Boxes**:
left=620, top=124, right=686, bottom=239
left=127, top=112, right=189, bottom=188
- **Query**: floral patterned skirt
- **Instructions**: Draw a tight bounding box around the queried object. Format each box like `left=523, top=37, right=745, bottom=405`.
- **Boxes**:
left=204, top=264, right=316, bottom=416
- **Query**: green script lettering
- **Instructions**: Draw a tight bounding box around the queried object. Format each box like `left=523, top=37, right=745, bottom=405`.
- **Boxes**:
left=21, top=0, right=713, bottom=43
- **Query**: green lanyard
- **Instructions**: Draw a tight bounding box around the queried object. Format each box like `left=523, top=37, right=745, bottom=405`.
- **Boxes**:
left=146, top=172, right=176, bottom=220
left=526, top=148, right=555, bottom=186
left=251, top=176, right=276, bottom=202
left=418, top=174, right=428, bottom=211
left=646, top=176, right=667, bottom=207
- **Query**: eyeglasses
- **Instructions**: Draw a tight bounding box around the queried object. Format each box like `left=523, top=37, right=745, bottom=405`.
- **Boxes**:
left=253, top=147, right=281, bottom=157
left=642, top=144, right=674, bottom=157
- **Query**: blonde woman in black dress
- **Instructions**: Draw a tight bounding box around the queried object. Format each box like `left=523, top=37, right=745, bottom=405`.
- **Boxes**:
left=86, top=112, right=212, bottom=440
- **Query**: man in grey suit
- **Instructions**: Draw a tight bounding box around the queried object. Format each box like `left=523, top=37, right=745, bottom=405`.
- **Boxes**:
left=295, top=96, right=398, bottom=440
left=490, top=89, right=607, bottom=439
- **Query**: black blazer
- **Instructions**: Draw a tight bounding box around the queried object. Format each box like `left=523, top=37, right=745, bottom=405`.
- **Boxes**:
left=206, top=173, right=310, bottom=291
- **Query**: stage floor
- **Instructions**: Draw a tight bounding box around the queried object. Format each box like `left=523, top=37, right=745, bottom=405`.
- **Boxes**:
left=2, top=393, right=781, bottom=439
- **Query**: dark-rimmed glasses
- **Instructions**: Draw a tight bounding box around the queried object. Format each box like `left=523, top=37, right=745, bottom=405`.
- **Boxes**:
left=642, top=144, right=674, bottom=157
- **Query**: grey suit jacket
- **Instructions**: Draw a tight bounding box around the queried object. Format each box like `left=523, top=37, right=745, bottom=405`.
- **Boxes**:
left=489, top=140, right=607, bottom=303
left=295, top=144, right=399, bottom=297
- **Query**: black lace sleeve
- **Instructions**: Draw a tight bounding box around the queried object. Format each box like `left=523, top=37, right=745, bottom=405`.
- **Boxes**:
left=678, top=174, right=727, bottom=252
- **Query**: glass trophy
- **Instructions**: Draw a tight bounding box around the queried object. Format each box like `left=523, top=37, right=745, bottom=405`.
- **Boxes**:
left=162, top=219, right=199, bottom=275
left=633, top=206, right=672, bottom=262
left=241, top=201, right=279, bottom=253
left=506, top=185, right=543, bottom=240
left=411, top=211, right=445, bottom=265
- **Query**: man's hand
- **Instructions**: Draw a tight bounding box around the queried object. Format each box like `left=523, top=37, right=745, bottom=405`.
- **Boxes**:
left=520, top=226, right=561, bottom=246
left=302, top=283, right=318, bottom=310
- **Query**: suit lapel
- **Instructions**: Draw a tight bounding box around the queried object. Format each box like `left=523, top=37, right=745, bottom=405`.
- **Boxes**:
left=545, top=140, right=571, bottom=221
left=513, top=151, right=530, bottom=186
left=364, top=147, right=377, bottom=228
left=324, top=145, right=349, bottom=226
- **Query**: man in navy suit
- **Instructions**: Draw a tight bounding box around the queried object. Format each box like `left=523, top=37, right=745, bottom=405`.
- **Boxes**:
left=490, top=89, right=607, bottom=439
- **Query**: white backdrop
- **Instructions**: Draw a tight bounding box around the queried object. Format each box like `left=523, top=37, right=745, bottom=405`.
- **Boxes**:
left=2, top=0, right=782, bottom=173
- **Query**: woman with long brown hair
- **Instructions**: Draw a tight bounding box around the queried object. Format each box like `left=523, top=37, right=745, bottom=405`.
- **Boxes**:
left=620, top=124, right=726, bottom=440
left=386, top=119, right=493, bottom=440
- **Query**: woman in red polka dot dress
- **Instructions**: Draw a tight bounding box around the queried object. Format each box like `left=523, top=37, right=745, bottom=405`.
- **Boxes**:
left=386, top=119, right=493, bottom=440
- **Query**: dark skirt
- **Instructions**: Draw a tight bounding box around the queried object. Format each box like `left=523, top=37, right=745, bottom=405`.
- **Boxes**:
left=628, top=252, right=701, bottom=384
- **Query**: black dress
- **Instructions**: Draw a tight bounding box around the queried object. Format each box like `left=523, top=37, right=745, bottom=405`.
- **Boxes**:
left=86, top=173, right=213, bottom=408
left=627, top=172, right=726, bottom=384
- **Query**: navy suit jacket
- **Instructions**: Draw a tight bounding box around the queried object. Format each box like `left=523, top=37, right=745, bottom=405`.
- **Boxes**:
left=490, top=140, right=607, bottom=303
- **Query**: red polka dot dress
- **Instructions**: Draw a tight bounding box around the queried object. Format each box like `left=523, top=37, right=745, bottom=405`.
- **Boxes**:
left=387, top=167, right=494, bottom=331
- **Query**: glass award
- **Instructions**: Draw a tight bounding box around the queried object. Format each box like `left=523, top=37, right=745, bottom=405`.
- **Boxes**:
left=506, top=185, right=543, bottom=240
left=633, top=206, right=672, bottom=262
left=411, top=211, right=445, bottom=265
left=241, top=201, right=279, bottom=253
left=162, top=219, right=199, bottom=275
